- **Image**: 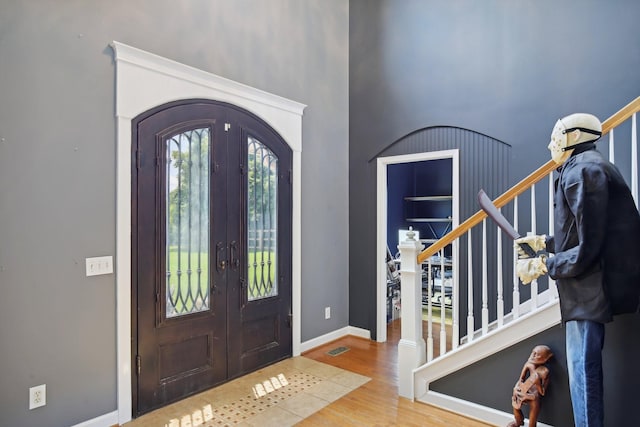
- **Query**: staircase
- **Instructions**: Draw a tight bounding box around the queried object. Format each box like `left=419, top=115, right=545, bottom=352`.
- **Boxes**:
left=397, top=96, right=640, bottom=425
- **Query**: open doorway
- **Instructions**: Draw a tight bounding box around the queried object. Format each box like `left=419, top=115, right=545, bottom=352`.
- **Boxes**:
left=376, top=150, right=459, bottom=343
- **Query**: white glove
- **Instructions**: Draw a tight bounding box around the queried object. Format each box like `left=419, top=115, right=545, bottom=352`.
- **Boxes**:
left=514, top=234, right=546, bottom=258
left=516, top=255, right=548, bottom=285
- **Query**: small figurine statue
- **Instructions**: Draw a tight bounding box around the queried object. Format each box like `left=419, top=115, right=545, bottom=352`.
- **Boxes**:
left=506, top=345, right=553, bottom=427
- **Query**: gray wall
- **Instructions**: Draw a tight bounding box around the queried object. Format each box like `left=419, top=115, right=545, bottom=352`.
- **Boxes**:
left=0, top=1, right=348, bottom=426
left=433, top=326, right=573, bottom=426
left=432, top=314, right=640, bottom=427
left=350, top=0, right=640, bottom=337
left=349, top=0, right=640, bottom=422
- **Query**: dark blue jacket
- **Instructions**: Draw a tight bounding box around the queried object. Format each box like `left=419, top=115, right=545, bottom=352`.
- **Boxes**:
left=546, top=144, right=640, bottom=323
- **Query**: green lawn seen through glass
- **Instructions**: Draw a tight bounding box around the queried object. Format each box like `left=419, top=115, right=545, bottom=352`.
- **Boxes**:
left=166, top=247, right=276, bottom=315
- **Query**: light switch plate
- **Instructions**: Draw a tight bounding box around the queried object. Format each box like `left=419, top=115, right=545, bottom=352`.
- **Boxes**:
left=86, top=256, right=114, bottom=276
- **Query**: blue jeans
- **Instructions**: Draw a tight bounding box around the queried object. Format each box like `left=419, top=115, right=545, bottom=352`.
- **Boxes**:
left=566, top=320, right=605, bottom=427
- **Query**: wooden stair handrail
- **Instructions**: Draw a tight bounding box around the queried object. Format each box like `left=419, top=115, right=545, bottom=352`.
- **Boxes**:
left=417, top=95, right=640, bottom=264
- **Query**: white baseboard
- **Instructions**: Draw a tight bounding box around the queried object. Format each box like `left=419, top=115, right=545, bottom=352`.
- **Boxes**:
left=347, top=325, right=371, bottom=340
left=300, top=325, right=371, bottom=353
left=422, top=391, right=553, bottom=427
left=71, top=410, right=119, bottom=427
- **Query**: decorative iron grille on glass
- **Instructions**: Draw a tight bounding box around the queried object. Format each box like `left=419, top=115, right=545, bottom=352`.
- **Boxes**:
left=248, top=136, right=278, bottom=301
left=165, top=128, right=210, bottom=318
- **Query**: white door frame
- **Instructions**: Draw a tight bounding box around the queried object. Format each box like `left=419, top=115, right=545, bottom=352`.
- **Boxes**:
left=375, top=149, right=459, bottom=342
left=111, top=41, right=305, bottom=424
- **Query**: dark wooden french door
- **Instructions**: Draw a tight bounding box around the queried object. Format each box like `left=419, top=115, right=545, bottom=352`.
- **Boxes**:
left=132, top=100, right=292, bottom=416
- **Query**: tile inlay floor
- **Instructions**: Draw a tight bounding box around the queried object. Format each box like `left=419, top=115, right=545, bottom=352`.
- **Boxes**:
left=125, top=356, right=371, bottom=427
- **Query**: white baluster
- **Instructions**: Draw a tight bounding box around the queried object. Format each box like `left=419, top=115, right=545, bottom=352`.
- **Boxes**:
left=609, top=128, right=615, bottom=164
left=512, top=197, right=520, bottom=318
left=439, top=250, right=447, bottom=356
left=632, top=113, right=638, bottom=207
left=467, top=231, right=474, bottom=343
left=548, top=173, right=557, bottom=299
left=482, top=219, right=489, bottom=335
left=451, top=239, right=459, bottom=350
left=496, top=209, right=504, bottom=327
left=530, top=185, right=538, bottom=309
left=426, top=258, right=433, bottom=362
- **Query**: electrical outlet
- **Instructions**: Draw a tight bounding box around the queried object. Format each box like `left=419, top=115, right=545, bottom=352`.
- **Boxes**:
left=325, top=306, right=331, bottom=319
left=29, top=384, right=46, bottom=410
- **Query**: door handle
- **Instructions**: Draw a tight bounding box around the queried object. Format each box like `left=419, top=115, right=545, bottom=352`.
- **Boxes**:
left=216, top=242, right=226, bottom=272
left=229, top=241, right=240, bottom=270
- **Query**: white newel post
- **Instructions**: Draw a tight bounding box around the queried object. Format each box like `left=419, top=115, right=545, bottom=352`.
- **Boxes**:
left=397, top=227, right=426, bottom=399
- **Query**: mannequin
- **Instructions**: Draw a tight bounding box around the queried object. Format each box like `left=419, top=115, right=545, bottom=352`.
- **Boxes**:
left=515, top=113, right=640, bottom=426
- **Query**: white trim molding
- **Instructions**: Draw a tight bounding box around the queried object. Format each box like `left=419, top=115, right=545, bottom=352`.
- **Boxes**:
left=299, top=326, right=371, bottom=353
left=111, top=41, right=305, bottom=425
left=71, top=411, right=118, bottom=427
left=376, top=149, right=460, bottom=343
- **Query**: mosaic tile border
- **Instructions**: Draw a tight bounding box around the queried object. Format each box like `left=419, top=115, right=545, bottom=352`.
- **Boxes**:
left=126, top=357, right=370, bottom=427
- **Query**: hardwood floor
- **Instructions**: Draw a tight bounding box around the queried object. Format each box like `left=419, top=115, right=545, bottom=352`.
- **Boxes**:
left=122, top=319, right=491, bottom=426
left=299, top=319, right=492, bottom=426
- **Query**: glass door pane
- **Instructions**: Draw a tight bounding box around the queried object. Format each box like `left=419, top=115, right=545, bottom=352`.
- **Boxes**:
left=247, top=136, right=278, bottom=301
left=165, top=128, right=211, bottom=317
